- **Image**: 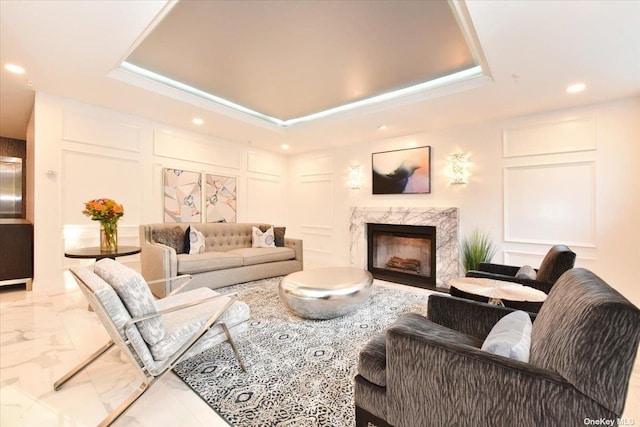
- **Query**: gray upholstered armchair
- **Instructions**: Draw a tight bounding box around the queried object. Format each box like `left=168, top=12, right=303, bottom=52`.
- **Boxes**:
left=354, top=268, right=640, bottom=427
left=466, top=244, right=576, bottom=294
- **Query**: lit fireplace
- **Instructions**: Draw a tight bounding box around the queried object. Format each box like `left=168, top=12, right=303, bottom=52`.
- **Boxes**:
left=367, top=223, right=437, bottom=289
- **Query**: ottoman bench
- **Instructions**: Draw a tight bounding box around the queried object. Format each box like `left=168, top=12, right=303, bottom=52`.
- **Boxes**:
left=278, top=267, right=373, bottom=320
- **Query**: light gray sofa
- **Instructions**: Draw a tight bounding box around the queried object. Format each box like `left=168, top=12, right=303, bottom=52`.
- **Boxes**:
left=140, top=223, right=303, bottom=295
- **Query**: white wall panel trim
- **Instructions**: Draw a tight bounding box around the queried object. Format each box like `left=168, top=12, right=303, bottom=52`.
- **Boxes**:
left=503, top=116, right=597, bottom=158
left=247, top=151, right=283, bottom=177
left=503, top=161, right=596, bottom=247
left=62, top=111, right=141, bottom=153
left=154, top=130, right=241, bottom=169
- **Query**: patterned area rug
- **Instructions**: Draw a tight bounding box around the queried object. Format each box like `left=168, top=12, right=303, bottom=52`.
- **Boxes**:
left=173, top=276, right=430, bottom=427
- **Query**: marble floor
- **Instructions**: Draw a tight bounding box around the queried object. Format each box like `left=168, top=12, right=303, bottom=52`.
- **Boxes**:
left=1, top=272, right=639, bottom=426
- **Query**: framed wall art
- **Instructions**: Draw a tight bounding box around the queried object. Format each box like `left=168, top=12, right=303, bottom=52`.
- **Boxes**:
left=163, top=168, right=202, bottom=222
left=205, top=174, right=237, bottom=223
left=372, top=146, right=431, bottom=194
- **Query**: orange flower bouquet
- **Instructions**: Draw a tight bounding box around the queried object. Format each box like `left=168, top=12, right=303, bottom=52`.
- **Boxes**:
left=83, top=198, right=124, bottom=252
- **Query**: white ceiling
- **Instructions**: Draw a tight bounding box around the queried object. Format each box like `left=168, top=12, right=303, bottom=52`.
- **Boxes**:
left=1, top=0, right=639, bottom=154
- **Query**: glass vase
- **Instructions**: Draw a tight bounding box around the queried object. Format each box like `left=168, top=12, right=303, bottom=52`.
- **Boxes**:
left=100, top=222, right=118, bottom=252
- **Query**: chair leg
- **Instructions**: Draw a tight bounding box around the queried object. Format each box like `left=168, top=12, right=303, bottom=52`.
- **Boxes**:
left=219, top=323, right=246, bottom=372
left=54, top=341, right=115, bottom=390
left=98, top=379, right=154, bottom=427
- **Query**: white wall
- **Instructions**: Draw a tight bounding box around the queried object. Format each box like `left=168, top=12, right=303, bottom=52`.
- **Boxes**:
left=32, top=93, right=288, bottom=288
left=288, top=97, right=640, bottom=304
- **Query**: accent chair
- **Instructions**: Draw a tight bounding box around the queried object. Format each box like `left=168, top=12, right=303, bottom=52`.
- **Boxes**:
left=354, top=268, right=640, bottom=426
left=53, top=259, right=250, bottom=426
left=466, top=244, right=576, bottom=294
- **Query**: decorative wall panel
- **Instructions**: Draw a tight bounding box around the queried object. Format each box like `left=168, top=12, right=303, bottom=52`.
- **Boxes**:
left=247, top=177, right=283, bottom=225
left=61, top=151, right=140, bottom=224
left=504, top=162, right=596, bottom=246
left=298, top=178, right=333, bottom=228
left=248, top=151, right=284, bottom=177
left=62, top=111, right=141, bottom=152
left=503, top=117, right=596, bottom=157
left=154, top=131, right=241, bottom=169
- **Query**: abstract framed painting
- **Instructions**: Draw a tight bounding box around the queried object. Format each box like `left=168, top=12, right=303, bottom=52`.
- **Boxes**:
left=163, top=168, right=202, bottom=222
left=372, top=146, right=431, bottom=194
left=205, top=174, right=237, bottom=223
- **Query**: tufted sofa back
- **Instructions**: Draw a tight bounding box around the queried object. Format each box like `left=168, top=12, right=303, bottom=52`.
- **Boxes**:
left=530, top=268, right=640, bottom=415
left=143, top=223, right=269, bottom=252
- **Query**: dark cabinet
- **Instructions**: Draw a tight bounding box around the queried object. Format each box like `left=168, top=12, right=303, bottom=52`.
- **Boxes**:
left=0, top=219, right=33, bottom=290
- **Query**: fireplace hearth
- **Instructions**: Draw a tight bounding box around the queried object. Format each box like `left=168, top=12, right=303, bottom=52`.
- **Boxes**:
left=367, top=223, right=437, bottom=289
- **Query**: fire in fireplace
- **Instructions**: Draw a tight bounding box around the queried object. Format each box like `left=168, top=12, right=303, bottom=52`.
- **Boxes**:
left=367, top=223, right=437, bottom=289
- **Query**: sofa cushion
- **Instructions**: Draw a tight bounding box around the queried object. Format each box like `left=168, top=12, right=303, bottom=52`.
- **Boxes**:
left=252, top=226, right=276, bottom=248
left=152, top=225, right=186, bottom=254
left=274, top=226, right=286, bottom=247
left=188, top=226, right=206, bottom=254
left=515, top=265, right=537, bottom=280
left=177, top=252, right=243, bottom=274
left=259, top=224, right=286, bottom=247
left=228, top=247, right=295, bottom=266
left=94, top=258, right=166, bottom=346
left=150, top=287, right=250, bottom=361
left=481, top=310, right=532, bottom=362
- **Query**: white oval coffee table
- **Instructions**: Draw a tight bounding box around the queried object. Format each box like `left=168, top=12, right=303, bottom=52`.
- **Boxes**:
left=278, top=267, right=373, bottom=320
left=449, top=277, right=547, bottom=310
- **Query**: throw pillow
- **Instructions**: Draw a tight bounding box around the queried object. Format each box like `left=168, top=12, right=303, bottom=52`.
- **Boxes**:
left=184, top=226, right=191, bottom=254
left=152, top=226, right=186, bottom=254
left=515, top=265, right=537, bottom=280
left=481, top=310, right=532, bottom=362
left=188, top=226, right=206, bottom=254
left=258, top=224, right=286, bottom=247
left=94, top=258, right=166, bottom=346
left=252, top=225, right=276, bottom=248
left=274, top=226, right=286, bottom=247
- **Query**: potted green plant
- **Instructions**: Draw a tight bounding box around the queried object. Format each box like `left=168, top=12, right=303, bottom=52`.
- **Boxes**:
left=460, top=227, right=497, bottom=272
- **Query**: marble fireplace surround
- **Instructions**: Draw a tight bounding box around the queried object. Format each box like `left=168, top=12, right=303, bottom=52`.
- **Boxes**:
left=350, top=207, right=460, bottom=288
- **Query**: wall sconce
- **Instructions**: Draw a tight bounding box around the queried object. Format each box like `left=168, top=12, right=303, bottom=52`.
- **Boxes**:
left=348, top=165, right=363, bottom=189
left=448, top=153, right=469, bottom=185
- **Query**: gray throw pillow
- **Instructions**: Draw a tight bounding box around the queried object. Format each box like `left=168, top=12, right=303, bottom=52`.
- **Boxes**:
left=94, top=258, right=165, bottom=346
left=273, top=226, right=286, bottom=247
left=481, top=310, right=532, bottom=362
left=152, top=226, right=186, bottom=254
left=515, top=264, right=537, bottom=280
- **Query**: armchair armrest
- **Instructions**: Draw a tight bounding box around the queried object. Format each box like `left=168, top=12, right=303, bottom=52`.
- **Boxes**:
left=384, top=322, right=612, bottom=426
left=465, top=270, right=553, bottom=293
left=139, top=225, right=178, bottom=295
left=476, top=262, right=521, bottom=276
left=427, top=294, right=535, bottom=341
left=146, top=274, right=193, bottom=298
left=124, top=293, right=240, bottom=373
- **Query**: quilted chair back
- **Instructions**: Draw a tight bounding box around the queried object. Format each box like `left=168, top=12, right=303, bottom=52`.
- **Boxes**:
left=70, top=265, right=161, bottom=375
left=535, top=244, right=576, bottom=284
left=530, top=268, right=640, bottom=415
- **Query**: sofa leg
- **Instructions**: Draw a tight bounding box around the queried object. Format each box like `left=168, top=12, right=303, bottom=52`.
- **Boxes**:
left=355, top=405, right=393, bottom=427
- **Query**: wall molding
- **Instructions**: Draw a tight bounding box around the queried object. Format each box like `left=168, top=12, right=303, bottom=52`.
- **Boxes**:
left=503, top=161, right=596, bottom=247
left=62, top=110, right=141, bottom=153
left=503, top=116, right=597, bottom=158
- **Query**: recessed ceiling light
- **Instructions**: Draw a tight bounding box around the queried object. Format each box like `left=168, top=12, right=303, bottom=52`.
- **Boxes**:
left=4, top=63, right=25, bottom=74
left=378, top=125, right=388, bottom=131
left=192, top=117, right=204, bottom=125
left=281, top=144, right=290, bottom=150
left=566, top=83, right=586, bottom=94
